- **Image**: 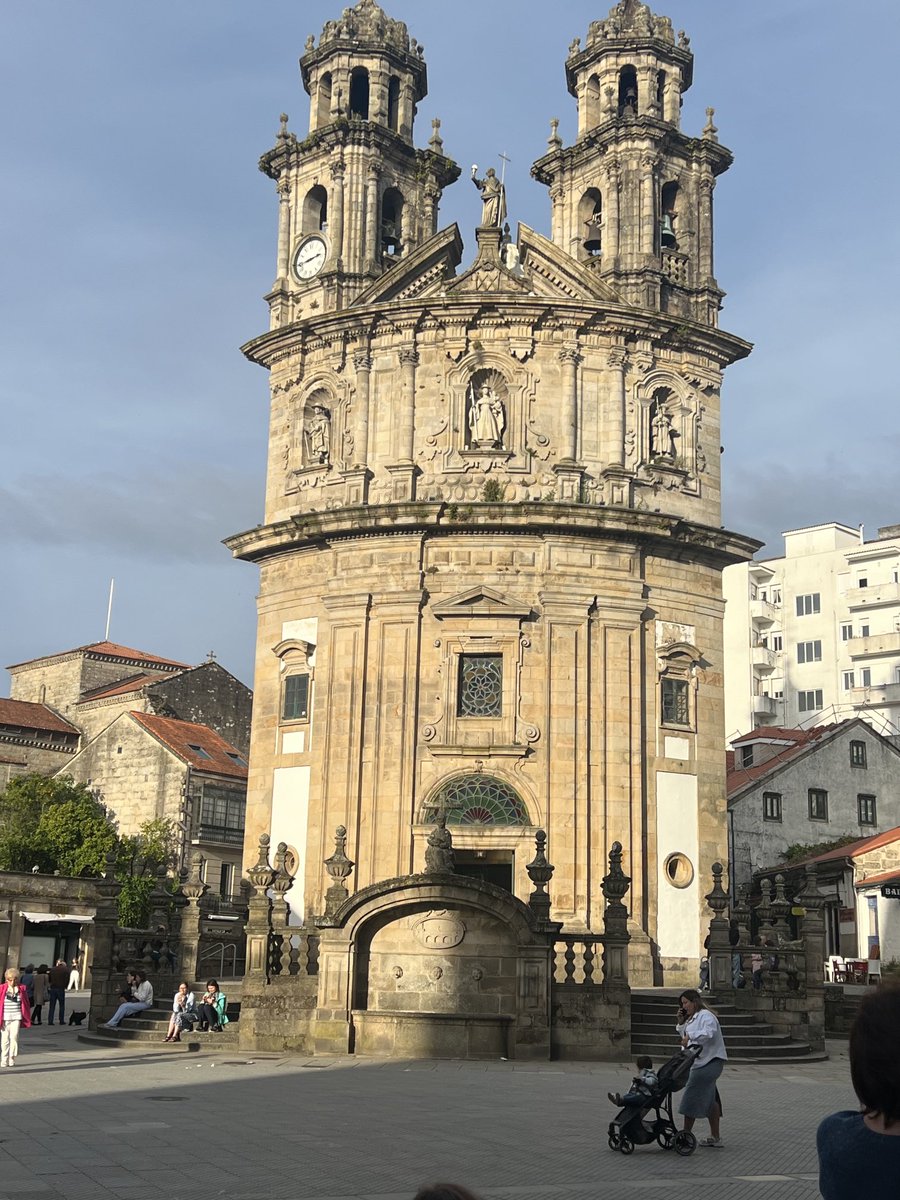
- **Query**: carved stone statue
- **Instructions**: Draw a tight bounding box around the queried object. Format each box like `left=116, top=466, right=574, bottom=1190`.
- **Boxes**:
left=471, top=166, right=507, bottom=229
left=650, top=402, right=674, bottom=459
left=425, top=812, right=455, bottom=873
left=305, top=404, right=331, bottom=465
left=468, top=383, right=506, bottom=448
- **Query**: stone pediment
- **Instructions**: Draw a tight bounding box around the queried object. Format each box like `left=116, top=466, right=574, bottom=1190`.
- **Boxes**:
left=432, top=585, right=532, bottom=621
left=517, top=225, right=623, bottom=304
left=443, top=226, right=532, bottom=298
left=351, top=225, right=463, bottom=307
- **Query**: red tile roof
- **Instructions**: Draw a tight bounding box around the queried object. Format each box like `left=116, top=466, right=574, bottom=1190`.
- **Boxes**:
left=130, top=713, right=248, bottom=778
left=854, top=867, right=900, bottom=888
left=731, top=725, right=833, bottom=745
left=727, top=726, right=835, bottom=796
left=77, top=673, right=158, bottom=703
left=7, top=641, right=188, bottom=671
left=803, top=824, right=900, bottom=865
left=0, top=699, right=80, bottom=736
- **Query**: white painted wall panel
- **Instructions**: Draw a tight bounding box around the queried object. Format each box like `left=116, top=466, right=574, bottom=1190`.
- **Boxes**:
left=656, top=770, right=699, bottom=958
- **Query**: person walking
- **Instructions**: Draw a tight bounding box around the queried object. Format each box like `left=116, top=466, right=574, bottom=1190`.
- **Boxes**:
left=676, top=988, right=728, bottom=1148
left=817, top=984, right=900, bottom=1198
left=1, top=968, right=32, bottom=1067
left=101, top=971, right=153, bottom=1029
left=31, top=965, right=49, bottom=1025
left=67, top=957, right=82, bottom=991
left=47, top=959, right=70, bottom=1026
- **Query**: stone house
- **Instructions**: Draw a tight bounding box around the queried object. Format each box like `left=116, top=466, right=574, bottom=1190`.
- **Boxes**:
left=63, top=712, right=248, bottom=893
left=763, top=827, right=900, bottom=965
left=0, top=698, right=80, bottom=777
left=2, top=640, right=252, bottom=891
left=727, top=720, right=900, bottom=891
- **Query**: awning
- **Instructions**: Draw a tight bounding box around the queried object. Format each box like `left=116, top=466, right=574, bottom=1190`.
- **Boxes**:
left=20, top=911, right=94, bottom=924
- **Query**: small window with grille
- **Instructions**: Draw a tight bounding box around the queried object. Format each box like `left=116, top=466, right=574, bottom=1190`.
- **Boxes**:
left=457, top=654, right=503, bottom=717
left=661, top=677, right=690, bottom=727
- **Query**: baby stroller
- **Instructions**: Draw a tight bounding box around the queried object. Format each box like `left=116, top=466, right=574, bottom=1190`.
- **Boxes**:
left=607, top=1046, right=700, bottom=1156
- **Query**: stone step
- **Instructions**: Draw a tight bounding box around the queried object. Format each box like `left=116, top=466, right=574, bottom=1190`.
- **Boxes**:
left=85, top=1024, right=239, bottom=1047
left=103, top=1015, right=241, bottom=1033
left=629, top=1037, right=817, bottom=1060
left=77, top=1030, right=236, bottom=1053
left=632, top=1029, right=793, bottom=1049
left=632, top=1010, right=766, bottom=1027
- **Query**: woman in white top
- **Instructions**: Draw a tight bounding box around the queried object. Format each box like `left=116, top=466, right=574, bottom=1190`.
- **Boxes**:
left=164, top=982, right=197, bottom=1043
left=675, top=988, right=728, bottom=1147
left=102, top=970, right=154, bottom=1029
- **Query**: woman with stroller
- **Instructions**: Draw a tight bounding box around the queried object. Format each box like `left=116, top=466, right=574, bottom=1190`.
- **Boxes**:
left=817, top=984, right=900, bottom=1197
left=675, top=989, right=728, bottom=1148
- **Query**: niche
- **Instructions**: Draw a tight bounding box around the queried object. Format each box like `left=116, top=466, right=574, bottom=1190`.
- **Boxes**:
left=317, top=72, right=332, bottom=127
left=387, top=76, right=401, bottom=132
left=579, top=188, right=603, bottom=257
left=303, top=185, right=328, bottom=234
left=381, top=188, right=404, bottom=258
left=660, top=181, right=678, bottom=250
left=618, top=65, right=638, bottom=116
left=350, top=67, right=370, bottom=120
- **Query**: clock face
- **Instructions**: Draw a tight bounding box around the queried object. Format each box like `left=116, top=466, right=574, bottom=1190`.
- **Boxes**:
left=293, top=235, right=328, bottom=281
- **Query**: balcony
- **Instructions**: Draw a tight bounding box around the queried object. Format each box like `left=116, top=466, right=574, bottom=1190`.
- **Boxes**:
left=851, top=683, right=900, bottom=709
left=749, top=599, right=780, bottom=626
left=193, top=824, right=244, bottom=847
left=751, top=695, right=777, bottom=719
left=847, top=632, right=900, bottom=660
left=845, top=582, right=900, bottom=610
left=751, top=646, right=778, bottom=673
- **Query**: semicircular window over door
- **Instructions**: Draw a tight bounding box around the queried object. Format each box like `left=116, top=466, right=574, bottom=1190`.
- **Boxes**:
left=422, top=775, right=529, bottom=826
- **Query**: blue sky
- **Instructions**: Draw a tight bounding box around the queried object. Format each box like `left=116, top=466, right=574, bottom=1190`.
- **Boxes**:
left=2, top=1, right=898, bottom=690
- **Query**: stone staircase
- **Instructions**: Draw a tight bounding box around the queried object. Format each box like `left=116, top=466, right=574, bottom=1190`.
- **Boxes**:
left=631, top=991, right=826, bottom=1064
left=78, top=986, right=243, bottom=1053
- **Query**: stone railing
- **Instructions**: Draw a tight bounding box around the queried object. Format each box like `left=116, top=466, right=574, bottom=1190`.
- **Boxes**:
left=553, top=935, right=604, bottom=985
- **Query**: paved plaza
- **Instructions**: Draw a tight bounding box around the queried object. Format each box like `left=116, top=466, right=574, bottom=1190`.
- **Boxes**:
left=0, top=1015, right=851, bottom=1200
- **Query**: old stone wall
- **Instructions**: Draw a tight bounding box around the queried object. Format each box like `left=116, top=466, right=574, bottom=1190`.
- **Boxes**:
left=551, top=983, right=631, bottom=1060
left=147, top=663, right=252, bottom=756
left=0, top=738, right=75, bottom=776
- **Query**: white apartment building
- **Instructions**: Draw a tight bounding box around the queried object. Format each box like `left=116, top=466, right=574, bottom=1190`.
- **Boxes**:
left=724, top=522, right=900, bottom=739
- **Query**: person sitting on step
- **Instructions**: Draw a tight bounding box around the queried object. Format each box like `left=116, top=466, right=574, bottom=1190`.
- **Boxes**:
left=196, top=980, right=228, bottom=1032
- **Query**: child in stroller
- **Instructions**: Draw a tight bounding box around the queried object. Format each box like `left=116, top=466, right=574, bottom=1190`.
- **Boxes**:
left=607, top=1046, right=700, bottom=1156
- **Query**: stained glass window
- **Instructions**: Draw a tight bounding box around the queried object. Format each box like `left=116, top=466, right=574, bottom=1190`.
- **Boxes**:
left=457, top=654, right=502, bottom=717
left=422, top=775, right=528, bottom=826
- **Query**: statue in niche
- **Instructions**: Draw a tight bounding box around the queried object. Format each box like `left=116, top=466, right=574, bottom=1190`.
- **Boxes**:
left=471, top=166, right=507, bottom=229
left=467, top=380, right=506, bottom=449
left=304, top=404, right=331, bottom=465
left=650, top=397, right=676, bottom=460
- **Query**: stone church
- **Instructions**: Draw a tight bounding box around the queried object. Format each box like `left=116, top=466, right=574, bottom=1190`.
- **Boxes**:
left=228, top=0, right=758, bottom=988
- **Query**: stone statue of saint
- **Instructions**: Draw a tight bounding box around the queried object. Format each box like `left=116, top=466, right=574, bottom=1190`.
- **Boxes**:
left=425, top=812, right=455, bottom=874
left=468, top=383, right=506, bottom=448
left=471, top=166, right=507, bottom=229
left=650, top=403, right=674, bottom=459
left=305, top=404, right=331, bottom=465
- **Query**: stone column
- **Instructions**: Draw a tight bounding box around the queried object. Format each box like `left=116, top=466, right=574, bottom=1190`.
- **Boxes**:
left=397, top=346, right=417, bottom=462
left=606, top=349, right=626, bottom=468
left=640, top=153, right=658, bottom=258
left=179, top=850, right=209, bottom=984
left=601, top=841, right=632, bottom=986
left=370, top=69, right=387, bottom=124
left=796, top=864, right=827, bottom=1051
left=364, top=164, right=380, bottom=273
left=550, top=183, right=565, bottom=245
left=698, top=173, right=715, bottom=282
left=244, top=834, right=276, bottom=979
left=352, top=351, right=372, bottom=468
left=276, top=177, right=292, bottom=280
left=604, top=161, right=620, bottom=266
left=399, top=80, right=414, bottom=141
left=705, top=861, right=732, bottom=993
left=330, top=160, right=346, bottom=270
left=87, top=851, right=122, bottom=1031
left=558, top=348, right=581, bottom=462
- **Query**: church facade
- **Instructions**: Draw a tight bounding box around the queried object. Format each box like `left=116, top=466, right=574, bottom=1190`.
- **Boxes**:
left=227, top=0, right=758, bottom=985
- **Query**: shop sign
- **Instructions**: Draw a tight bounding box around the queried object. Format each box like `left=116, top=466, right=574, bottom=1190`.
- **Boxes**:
left=881, top=884, right=900, bottom=899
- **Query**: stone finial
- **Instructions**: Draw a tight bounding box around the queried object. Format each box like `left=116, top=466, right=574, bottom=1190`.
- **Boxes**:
left=568, top=37, right=581, bottom=56
left=429, top=117, right=444, bottom=154
left=601, top=840, right=631, bottom=914
left=424, top=812, right=455, bottom=874
left=323, top=825, right=355, bottom=915
left=795, top=863, right=826, bottom=914
left=526, top=829, right=554, bottom=919
left=271, top=841, right=294, bottom=902
left=548, top=118, right=562, bottom=150
left=705, top=861, right=730, bottom=918
left=317, top=0, right=413, bottom=56
left=181, top=850, right=209, bottom=904
left=278, top=113, right=290, bottom=141
left=304, top=33, right=315, bottom=52
left=246, top=832, right=277, bottom=894
left=703, top=106, right=719, bottom=142
left=678, top=29, right=691, bottom=50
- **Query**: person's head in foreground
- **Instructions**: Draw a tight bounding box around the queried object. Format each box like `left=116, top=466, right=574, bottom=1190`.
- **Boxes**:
left=850, top=983, right=900, bottom=1128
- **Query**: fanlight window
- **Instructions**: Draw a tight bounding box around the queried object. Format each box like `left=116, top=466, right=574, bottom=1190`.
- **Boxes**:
left=422, top=775, right=529, bottom=826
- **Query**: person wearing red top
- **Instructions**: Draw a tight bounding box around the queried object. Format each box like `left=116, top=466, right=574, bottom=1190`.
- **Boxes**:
left=1, top=968, right=32, bottom=1067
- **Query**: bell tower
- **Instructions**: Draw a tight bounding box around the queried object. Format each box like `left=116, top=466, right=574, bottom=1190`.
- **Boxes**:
left=261, top=0, right=460, bottom=325
left=532, top=0, right=729, bottom=324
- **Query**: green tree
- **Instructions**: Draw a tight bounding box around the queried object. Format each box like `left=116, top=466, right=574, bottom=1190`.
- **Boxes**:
left=0, top=774, right=117, bottom=875
left=115, top=817, right=180, bottom=928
